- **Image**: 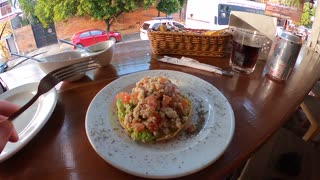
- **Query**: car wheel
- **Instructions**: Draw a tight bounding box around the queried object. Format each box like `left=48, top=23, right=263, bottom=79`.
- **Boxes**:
left=109, top=37, right=117, bottom=43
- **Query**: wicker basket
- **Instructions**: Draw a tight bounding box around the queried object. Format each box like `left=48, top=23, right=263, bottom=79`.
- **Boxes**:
left=148, top=30, right=232, bottom=57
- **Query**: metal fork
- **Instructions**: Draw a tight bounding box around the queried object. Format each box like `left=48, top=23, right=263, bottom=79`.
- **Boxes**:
left=8, top=58, right=100, bottom=122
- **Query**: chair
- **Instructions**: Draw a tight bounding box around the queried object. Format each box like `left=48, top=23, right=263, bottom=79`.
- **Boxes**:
left=296, top=81, right=320, bottom=141
left=300, top=94, right=320, bottom=141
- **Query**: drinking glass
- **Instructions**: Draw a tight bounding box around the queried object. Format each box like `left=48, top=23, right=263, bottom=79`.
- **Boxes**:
left=229, top=28, right=266, bottom=74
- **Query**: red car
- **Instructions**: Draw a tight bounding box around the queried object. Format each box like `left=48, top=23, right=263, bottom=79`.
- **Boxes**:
left=71, top=29, right=121, bottom=47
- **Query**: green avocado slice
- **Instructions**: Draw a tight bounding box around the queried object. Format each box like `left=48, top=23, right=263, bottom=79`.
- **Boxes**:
left=131, top=131, right=155, bottom=143
left=116, top=99, right=125, bottom=119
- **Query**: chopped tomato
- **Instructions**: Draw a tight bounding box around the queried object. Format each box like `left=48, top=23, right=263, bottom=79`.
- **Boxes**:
left=147, top=122, right=158, bottom=132
left=153, top=112, right=161, bottom=123
left=162, top=95, right=172, bottom=107
left=146, top=114, right=161, bottom=132
left=133, top=122, right=145, bottom=132
left=158, top=77, right=167, bottom=84
left=180, top=98, right=189, bottom=108
left=116, top=92, right=131, bottom=103
left=144, top=95, right=158, bottom=108
left=187, top=124, right=196, bottom=134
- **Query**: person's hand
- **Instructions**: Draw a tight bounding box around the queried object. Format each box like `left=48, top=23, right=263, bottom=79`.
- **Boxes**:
left=0, top=100, right=19, bottom=153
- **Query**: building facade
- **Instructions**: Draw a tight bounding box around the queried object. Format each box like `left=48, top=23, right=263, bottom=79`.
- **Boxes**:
left=0, top=0, right=22, bottom=61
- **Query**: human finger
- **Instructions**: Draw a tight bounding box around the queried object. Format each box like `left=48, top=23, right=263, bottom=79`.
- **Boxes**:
left=0, top=117, right=18, bottom=142
left=0, top=100, right=19, bottom=117
left=0, top=120, right=19, bottom=153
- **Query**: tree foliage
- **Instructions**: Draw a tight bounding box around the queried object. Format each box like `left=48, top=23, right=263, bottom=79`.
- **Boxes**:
left=299, top=2, right=316, bottom=28
left=18, top=0, right=156, bottom=31
left=12, top=0, right=37, bottom=24
left=156, top=0, right=186, bottom=16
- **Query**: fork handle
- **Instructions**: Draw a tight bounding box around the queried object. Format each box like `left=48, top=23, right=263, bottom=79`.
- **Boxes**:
left=8, top=93, right=40, bottom=121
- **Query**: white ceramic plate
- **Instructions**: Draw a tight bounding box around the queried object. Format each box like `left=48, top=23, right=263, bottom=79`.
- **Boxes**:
left=0, top=82, right=57, bottom=162
left=85, top=70, right=235, bottom=179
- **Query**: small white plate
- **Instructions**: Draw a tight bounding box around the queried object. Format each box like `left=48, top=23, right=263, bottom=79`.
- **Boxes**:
left=0, top=82, right=57, bottom=162
left=86, top=70, right=235, bottom=179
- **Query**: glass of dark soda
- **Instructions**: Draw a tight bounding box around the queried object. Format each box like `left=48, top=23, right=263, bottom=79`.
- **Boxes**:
left=230, top=28, right=266, bottom=74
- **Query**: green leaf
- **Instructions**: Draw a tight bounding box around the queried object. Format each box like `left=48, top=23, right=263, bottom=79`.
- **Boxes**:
left=156, top=0, right=185, bottom=16
left=18, top=0, right=157, bottom=29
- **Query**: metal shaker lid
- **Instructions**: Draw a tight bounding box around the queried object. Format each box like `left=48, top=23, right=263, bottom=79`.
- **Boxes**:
left=279, top=31, right=302, bottom=44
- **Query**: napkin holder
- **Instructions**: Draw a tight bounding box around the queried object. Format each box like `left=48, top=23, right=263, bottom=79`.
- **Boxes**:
left=229, top=11, right=277, bottom=61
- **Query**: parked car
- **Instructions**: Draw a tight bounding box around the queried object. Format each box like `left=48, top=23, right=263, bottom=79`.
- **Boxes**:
left=71, top=29, right=121, bottom=47
left=140, top=19, right=185, bottom=40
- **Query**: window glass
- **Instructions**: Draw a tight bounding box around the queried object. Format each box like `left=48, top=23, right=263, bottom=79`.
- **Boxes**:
left=151, top=23, right=161, bottom=29
left=142, top=23, right=150, bottom=30
left=217, top=4, right=264, bottom=25
left=79, top=32, right=90, bottom=38
left=0, top=2, right=12, bottom=16
left=91, top=30, right=103, bottom=36
left=172, top=22, right=184, bottom=28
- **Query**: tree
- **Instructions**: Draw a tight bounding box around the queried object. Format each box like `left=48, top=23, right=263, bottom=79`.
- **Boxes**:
left=156, top=0, right=186, bottom=16
left=18, top=0, right=157, bottom=31
left=299, top=2, right=316, bottom=28
left=12, top=0, right=38, bottom=24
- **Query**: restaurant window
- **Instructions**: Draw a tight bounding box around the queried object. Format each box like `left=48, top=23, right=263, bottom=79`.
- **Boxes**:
left=0, top=2, right=12, bottom=17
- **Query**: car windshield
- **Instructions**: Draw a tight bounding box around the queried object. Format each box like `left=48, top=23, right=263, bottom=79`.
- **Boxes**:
left=151, top=23, right=161, bottom=30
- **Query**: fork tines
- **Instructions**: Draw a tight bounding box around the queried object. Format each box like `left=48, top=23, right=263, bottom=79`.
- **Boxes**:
left=7, top=58, right=100, bottom=122
left=51, top=58, right=100, bottom=81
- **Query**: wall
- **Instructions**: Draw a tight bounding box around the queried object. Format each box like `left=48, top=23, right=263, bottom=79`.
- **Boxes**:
left=13, top=25, right=36, bottom=53
left=13, top=7, right=179, bottom=54
left=307, top=3, right=320, bottom=53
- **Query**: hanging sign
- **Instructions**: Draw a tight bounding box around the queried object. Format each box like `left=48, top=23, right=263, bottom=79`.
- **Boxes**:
left=265, top=0, right=304, bottom=22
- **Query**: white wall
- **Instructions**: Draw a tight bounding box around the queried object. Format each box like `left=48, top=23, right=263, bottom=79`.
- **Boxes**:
left=307, top=3, right=320, bottom=52
left=185, top=0, right=219, bottom=29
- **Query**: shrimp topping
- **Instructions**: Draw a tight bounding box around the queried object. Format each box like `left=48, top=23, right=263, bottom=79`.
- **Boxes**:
left=116, top=76, right=192, bottom=143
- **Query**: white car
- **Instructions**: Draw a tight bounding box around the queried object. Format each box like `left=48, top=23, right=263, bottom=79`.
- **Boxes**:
left=140, top=19, right=185, bottom=40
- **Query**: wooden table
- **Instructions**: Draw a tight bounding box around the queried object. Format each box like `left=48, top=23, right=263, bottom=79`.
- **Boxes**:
left=0, top=40, right=320, bottom=179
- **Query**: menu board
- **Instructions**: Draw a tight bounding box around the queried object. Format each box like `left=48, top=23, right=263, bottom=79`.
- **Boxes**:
left=265, top=0, right=304, bottom=22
